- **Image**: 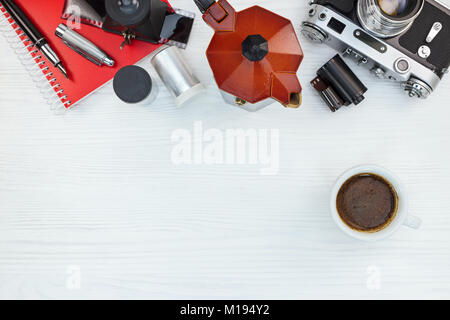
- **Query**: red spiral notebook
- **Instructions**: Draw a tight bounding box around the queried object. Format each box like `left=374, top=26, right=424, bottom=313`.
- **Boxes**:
left=0, top=0, right=168, bottom=111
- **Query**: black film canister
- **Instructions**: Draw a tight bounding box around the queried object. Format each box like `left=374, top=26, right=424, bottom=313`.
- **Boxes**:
left=317, top=55, right=367, bottom=106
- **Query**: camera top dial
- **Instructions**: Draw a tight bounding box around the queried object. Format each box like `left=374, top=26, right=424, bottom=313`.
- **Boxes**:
left=105, top=0, right=151, bottom=26
left=118, top=0, right=140, bottom=15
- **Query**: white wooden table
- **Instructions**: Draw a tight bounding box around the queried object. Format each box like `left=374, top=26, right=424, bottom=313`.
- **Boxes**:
left=0, top=0, right=449, bottom=299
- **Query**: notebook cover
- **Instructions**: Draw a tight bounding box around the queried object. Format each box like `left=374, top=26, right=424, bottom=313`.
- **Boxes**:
left=2, top=0, right=169, bottom=108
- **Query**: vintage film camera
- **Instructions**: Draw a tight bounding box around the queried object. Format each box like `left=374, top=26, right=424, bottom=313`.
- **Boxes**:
left=302, top=0, right=450, bottom=99
left=64, top=0, right=194, bottom=48
left=103, top=0, right=167, bottom=47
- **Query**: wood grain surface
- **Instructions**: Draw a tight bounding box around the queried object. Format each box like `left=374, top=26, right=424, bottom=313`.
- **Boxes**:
left=0, top=0, right=449, bottom=299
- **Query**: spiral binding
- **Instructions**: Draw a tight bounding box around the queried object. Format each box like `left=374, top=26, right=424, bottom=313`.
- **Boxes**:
left=0, top=5, right=71, bottom=113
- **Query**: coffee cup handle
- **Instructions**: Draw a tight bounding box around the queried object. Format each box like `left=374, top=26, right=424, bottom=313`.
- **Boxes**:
left=403, top=215, right=422, bottom=229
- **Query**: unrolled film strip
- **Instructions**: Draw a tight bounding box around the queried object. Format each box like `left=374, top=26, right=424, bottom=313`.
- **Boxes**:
left=61, top=13, right=103, bottom=28
left=161, top=9, right=196, bottom=49
left=0, top=4, right=71, bottom=113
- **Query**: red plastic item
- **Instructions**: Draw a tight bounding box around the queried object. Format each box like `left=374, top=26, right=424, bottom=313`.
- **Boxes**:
left=202, top=0, right=304, bottom=108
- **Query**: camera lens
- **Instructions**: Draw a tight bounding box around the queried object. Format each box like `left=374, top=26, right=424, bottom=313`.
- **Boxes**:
left=378, top=0, right=410, bottom=17
left=105, top=0, right=150, bottom=27
left=118, top=0, right=139, bottom=15
left=357, top=0, right=424, bottom=38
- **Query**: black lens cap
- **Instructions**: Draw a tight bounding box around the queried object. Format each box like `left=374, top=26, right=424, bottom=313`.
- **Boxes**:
left=113, top=65, right=152, bottom=104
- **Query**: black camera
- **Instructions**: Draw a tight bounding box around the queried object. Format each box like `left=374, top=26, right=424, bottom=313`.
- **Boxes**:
left=66, top=0, right=194, bottom=48
left=302, top=0, right=450, bottom=99
left=102, top=0, right=168, bottom=46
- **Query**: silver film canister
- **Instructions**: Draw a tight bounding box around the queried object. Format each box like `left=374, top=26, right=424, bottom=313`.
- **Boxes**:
left=150, top=45, right=203, bottom=105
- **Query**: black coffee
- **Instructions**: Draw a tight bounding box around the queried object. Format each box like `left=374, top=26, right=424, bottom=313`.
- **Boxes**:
left=336, top=173, right=398, bottom=232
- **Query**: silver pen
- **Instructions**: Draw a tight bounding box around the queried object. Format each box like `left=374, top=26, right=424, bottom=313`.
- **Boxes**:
left=55, top=24, right=114, bottom=67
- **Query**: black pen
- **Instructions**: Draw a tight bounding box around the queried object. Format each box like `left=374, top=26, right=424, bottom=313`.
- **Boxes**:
left=1, top=0, right=68, bottom=79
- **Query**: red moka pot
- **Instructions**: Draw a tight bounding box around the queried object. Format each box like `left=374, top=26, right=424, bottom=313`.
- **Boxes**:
left=194, top=0, right=304, bottom=111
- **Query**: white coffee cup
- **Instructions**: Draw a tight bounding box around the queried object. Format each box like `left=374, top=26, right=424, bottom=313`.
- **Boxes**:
left=330, top=165, right=421, bottom=241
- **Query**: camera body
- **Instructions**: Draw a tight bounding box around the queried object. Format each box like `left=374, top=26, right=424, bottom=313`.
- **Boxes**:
left=302, top=0, right=450, bottom=99
left=102, top=0, right=168, bottom=44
